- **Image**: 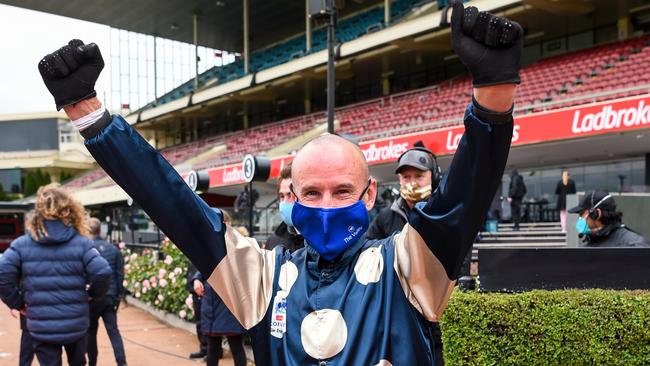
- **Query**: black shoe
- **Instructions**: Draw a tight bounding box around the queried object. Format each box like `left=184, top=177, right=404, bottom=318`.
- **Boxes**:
left=189, top=351, right=206, bottom=359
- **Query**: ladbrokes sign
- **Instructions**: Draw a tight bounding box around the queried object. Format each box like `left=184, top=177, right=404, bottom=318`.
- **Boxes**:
left=204, top=94, right=650, bottom=187
left=571, top=100, right=650, bottom=134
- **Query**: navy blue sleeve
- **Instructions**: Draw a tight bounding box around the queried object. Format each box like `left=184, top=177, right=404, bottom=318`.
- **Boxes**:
left=0, top=244, right=24, bottom=310
left=409, top=103, right=513, bottom=279
left=113, top=246, right=125, bottom=297
left=84, top=116, right=227, bottom=278
left=84, top=246, right=112, bottom=299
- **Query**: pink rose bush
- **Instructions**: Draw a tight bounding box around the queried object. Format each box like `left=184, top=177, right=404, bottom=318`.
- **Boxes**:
left=121, top=238, right=193, bottom=321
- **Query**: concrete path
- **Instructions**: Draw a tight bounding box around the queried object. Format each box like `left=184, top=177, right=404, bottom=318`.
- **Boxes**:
left=0, top=300, right=244, bottom=366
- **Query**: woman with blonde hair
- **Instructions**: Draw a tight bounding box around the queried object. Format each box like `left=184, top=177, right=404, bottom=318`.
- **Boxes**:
left=0, top=183, right=112, bottom=366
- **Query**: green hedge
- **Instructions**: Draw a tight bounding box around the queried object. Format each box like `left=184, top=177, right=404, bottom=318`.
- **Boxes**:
left=440, top=289, right=650, bottom=365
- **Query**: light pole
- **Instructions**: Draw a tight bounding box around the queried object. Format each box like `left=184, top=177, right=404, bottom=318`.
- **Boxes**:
left=326, top=0, right=337, bottom=134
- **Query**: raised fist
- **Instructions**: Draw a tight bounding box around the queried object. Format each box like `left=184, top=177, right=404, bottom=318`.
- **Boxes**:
left=38, top=39, right=104, bottom=110
left=451, top=1, right=523, bottom=87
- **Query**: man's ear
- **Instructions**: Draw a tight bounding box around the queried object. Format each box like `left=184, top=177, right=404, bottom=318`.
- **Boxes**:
left=364, top=178, right=377, bottom=211
left=595, top=208, right=602, bottom=221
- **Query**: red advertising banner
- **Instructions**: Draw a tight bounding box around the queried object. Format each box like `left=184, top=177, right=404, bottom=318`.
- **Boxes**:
left=204, top=94, right=650, bottom=188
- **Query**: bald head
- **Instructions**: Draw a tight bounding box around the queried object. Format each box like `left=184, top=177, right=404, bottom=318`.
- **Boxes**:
left=291, top=134, right=375, bottom=209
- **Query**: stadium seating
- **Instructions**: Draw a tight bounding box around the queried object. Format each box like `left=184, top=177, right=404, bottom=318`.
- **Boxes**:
left=140, top=0, right=429, bottom=111
left=65, top=35, right=650, bottom=188
left=337, top=34, right=650, bottom=138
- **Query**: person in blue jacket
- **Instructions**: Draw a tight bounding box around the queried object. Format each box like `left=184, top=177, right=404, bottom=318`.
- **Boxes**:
left=193, top=269, right=248, bottom=366
left=0, top=184, right=112, bottom=366
left=37, top=2, right=521, bottom=364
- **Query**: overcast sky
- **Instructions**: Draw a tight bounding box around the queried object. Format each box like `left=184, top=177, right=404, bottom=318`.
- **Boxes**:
left=0, top=4, right=230, bottom=116
left=0, top=4, right=111, bottom=115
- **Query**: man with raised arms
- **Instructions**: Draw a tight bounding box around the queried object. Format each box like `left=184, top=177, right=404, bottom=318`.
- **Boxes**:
left=37, top=2, right=521, bottom=364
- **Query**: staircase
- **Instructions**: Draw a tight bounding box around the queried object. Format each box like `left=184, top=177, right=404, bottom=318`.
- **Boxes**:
left=475, top=222, right=566, bottom=248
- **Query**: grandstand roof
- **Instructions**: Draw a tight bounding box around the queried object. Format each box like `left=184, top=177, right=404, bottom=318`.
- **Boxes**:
left=0, top=0, right=380, bottom=51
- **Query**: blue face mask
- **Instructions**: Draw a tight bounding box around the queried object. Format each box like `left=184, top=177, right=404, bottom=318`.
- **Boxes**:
left=289, top=180, right=371, bottom=261
left=279, top=201, right=294, bottom=227
left=576, top=217, right=591, bottom=237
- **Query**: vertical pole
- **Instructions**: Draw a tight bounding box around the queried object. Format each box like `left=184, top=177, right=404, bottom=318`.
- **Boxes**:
left=385, top=0, right=391, bottom=25
left=326, top=0, right=336, bottom=134
left=243, top=0, right=250, bottom=74
left=644, top=153, right=650, bottom=186
left=305, top=0, right=312, bottom=52
left=193, top=14, right=199, bottom=89
left=154, top=36, right=158, bottom=104
left=248, top=182, right=254, bottom=236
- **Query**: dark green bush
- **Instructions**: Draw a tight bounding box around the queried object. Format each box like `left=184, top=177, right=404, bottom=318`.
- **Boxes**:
left=440, top=289, right=650, bottom=366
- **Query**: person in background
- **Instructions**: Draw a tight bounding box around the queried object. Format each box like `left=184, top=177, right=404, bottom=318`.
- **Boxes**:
left=555, top=169, right=576, bottom=231
left=508, top=170, right=527, bottom=231
left=367, top=145, right=440, bottom=240
left=234, top=185, right=259, bottom=222
left=265, top=163, right=304, bottom=252
left=569, top=190, right=650, bottom=247
left=87, top=217, right=127, bottom=366
left=0, top=184, right=111, bottom=366
left=186, top=259, right=208, bottom=360
left=12, top=210, right=35, bottom=366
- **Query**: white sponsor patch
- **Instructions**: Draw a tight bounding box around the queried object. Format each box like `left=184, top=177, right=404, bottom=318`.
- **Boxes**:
left=270, top=290, right=288, bottom=339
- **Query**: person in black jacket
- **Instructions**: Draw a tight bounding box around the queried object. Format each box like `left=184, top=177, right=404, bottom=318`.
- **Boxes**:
left=508, top=170, right=527, bottom=230
left=86, top=217, right=127, bottom=366
left=569, top=190, right=650, bottom=247
left=0, top=184, right=111, bottom=366
left=186, top=259, right=208, bottom=359
left=265, top=163, right=304, bottom=252
left=555, top=169, right=576, bottom=231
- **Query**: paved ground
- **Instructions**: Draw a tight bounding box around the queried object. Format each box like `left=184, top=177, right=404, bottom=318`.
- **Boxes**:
left=0, top=300, right=243, bottom=366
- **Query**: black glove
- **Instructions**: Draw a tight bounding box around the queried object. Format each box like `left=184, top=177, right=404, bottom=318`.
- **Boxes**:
left=451, top=1, right=522, bottom=87
left=38, top=39, right=104, bottom=110
left=113, top=298, right=121, bottom=311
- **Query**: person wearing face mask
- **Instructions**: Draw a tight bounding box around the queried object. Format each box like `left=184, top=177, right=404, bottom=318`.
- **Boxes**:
left=265, top=163, right=304, bottom=252
left=367, top=146, right=439, bottom=240
left=36, top=2, right=520, bottom=363
left=569, top=190, right=649, bottom=247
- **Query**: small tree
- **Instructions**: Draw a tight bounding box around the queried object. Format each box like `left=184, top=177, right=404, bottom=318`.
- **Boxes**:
left=23, top=172, right=37, bottom=196
left=0, top=183, right=8, bottom=201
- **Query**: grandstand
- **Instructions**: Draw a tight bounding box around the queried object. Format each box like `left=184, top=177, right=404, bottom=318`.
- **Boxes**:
left=5, top=0, right=650, bottom=230
left=61, top=31, right=650, bottom=186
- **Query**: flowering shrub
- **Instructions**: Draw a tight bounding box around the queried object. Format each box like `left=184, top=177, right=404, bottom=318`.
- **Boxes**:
left=121, top=238, right=195, bottom=321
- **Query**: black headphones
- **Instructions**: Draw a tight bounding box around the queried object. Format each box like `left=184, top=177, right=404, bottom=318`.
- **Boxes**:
left=588, top=192, right=612, bottom=220
left=397, top=146, right=443, bottom=189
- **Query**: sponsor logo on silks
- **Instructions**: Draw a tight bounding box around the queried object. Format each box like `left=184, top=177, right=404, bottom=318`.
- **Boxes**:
left=344, top=225, right=363, bottom=244
left=270, top=290, right=288, bottom=339
left=572, top=101, right=650, bottom=134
